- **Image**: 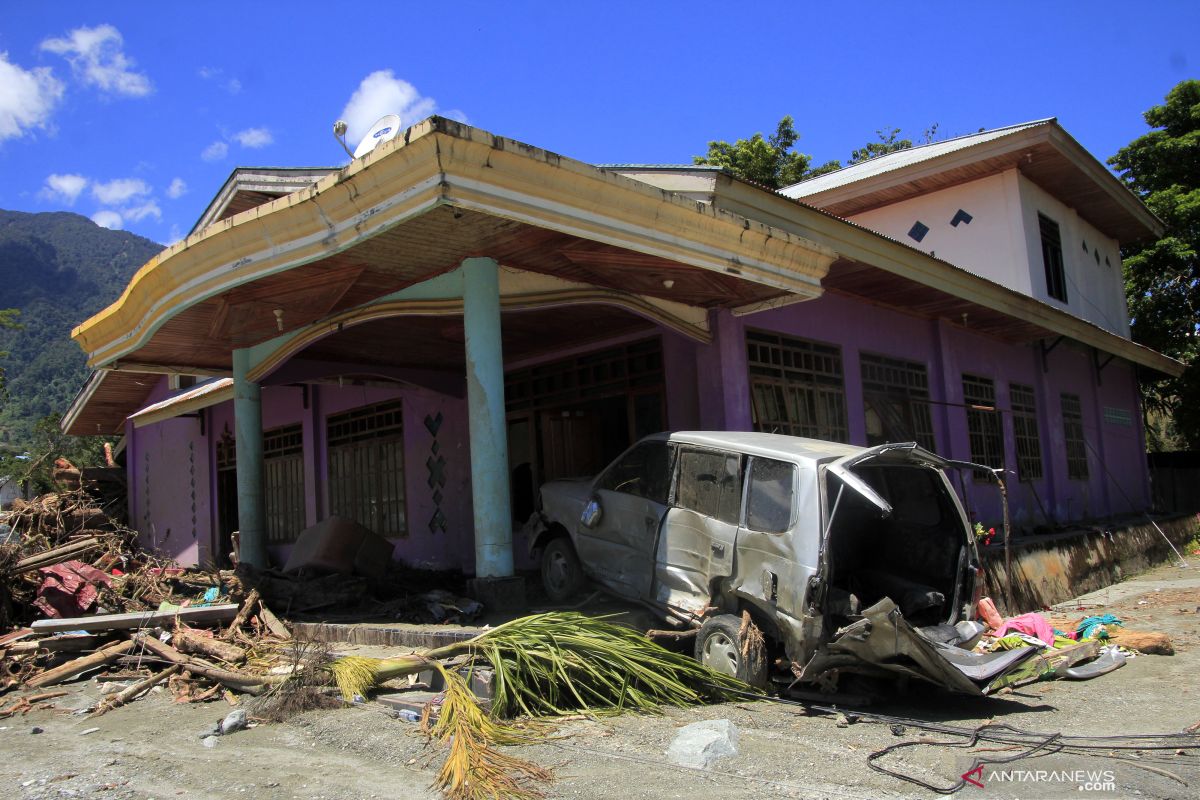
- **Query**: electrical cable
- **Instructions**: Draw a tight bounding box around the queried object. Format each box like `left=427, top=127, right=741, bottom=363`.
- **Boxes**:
left=867, top=723, right=1065, bottom=794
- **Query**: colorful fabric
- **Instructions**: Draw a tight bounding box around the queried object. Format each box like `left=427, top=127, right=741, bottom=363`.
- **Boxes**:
left=991, top=633, right=1048, bottom=651
left=1077, top=614, right=1123, bottom=640
left=993, top=612, right=1057, bottom=646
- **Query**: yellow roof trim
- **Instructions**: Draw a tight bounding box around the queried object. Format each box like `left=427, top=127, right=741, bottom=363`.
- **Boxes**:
left=73, top=117, right=836, bottom=369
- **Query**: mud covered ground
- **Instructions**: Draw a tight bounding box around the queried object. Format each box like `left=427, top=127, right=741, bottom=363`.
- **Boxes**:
left=2, top=561, right=1198, bottom=800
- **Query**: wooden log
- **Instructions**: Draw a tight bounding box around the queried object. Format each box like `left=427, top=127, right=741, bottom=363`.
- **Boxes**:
left=94, top=664, right=182, bottom=715
left=25, top=640, right=134, bottom=689
left=1108, top=629, right=1174, bottom=655
left=173, top=629, right=247, bottom=663
left=5, top=635, right=99, bottom=655
left=14, top=538, right=104, bottom=574
left=224, top=589, right=260, bottom=639
left=30, top=603, right=239, bottom=634
left=257, top=601, right=291, bottom=640
left=646, top=628, right=699, bottom=641
left=135, top=635, right=273, bottom=693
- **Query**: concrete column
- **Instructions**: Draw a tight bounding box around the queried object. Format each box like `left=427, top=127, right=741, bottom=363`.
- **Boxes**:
left=232, top=348, right=268, bottom=568
left=716, top=311, right=753, bottom=431
left=462, top=257, right=514, bottom=578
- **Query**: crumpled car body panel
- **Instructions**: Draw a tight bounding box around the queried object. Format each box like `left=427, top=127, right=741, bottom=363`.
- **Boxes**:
left=801, top=599, right=1041, bottom=695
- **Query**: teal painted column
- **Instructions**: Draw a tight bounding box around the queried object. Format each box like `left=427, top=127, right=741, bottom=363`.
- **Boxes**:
left=232, top=348, right=269, bottom=568
left=462, top=256, right=514, bottom=578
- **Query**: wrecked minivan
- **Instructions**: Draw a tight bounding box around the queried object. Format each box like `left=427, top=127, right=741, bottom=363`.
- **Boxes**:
left=529, top=432, right=1037, bottom=695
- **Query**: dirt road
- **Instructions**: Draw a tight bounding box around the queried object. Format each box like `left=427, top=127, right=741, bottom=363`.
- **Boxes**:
left=2, top=562, right=1198, bottom=800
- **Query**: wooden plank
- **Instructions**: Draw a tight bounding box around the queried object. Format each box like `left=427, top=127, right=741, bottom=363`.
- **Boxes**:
left=30, top=603, right=240, bottom=633
left=25, top=640, right=134, bottom=689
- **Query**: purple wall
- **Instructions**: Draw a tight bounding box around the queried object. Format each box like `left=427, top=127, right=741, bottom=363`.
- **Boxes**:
left=688, top=293, right=1149, bottom=528
left=126, top=292, right=1151, bottom=570
left=207, top=383, right=474, bottom=571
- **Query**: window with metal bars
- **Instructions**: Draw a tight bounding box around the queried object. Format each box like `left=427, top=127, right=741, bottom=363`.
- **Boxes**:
left=1039, top=213, right=1067, bottom=303
left=264, top=424, right=306, bottom=543
left=746, top=330, right=848, bottom=443
left=1061, top=393, right=1089, bottom=480
left=326, top=400, right=407, bottom=537
left=1009, top=383, right=1043, bottom=481
left=504, top=338, right=663, bottom=412
left=860, top=352, right=936, bottom=451
left=962, top=374, right=1003, bottom=477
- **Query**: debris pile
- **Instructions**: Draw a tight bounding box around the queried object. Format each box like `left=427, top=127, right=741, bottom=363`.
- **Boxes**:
left=964, top=596, right=1176, bottom=691
left=0, top=480, right=304, bottom=707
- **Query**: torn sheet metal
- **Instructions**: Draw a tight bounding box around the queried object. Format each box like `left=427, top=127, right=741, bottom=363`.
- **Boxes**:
left=803, top=598, right=1041, bottom=695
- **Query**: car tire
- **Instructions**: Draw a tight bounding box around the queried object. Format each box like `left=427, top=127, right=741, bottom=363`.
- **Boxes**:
left=694, top=613, right=770, bottom=689
left=541, top=537, right=585, bottom=602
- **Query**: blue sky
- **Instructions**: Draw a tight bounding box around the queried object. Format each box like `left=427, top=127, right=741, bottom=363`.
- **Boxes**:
left=1, top=2, right=1197, bottom=245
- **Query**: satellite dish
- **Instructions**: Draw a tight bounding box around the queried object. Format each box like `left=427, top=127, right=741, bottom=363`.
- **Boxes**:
left=353, top=114, right=402, bottom=158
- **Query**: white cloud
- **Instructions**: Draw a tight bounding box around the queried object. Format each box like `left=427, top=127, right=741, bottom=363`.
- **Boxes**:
left=40, top=173, right=88, bottom=204
left=340, top=70, right=436, bottom=144
left=198, top=66, right=241, bottom=95
left=41, top=24, right=151, bottom=97
left=91, top=177, right=150, bottom=205
left=0, top=52, right=64, bottom=141
left=232, top=127, right=272, bottom=148
left=122, top=200, right=161, bottom=222
left=166, top=177, right=187, bottom=199
left=92, top=210, right=123, bottom=229
left=201, top=140, right=228, bottom=161
left=442, top=109, right=469, bottom=124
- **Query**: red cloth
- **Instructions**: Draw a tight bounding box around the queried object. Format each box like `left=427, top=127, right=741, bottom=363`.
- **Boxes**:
left=993, top=612, right=1056, bottom=646
left=33, top=560, right=113, bottom=619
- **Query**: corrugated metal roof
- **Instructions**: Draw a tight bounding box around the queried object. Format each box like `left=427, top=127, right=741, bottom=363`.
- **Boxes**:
left=598, top=164, right=725, bottom=171
left=779, top=119, right=1056, bottom=199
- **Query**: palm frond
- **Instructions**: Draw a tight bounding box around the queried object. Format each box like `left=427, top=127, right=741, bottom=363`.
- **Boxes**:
left=423, top=662, right=551, bottom=800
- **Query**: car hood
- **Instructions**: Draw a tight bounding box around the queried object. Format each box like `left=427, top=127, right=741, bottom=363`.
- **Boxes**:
left=540, top=477, right=593, bottom=503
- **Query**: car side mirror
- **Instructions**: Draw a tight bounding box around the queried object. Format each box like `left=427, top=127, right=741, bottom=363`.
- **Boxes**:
left=581, top=496, right=603, bottom=529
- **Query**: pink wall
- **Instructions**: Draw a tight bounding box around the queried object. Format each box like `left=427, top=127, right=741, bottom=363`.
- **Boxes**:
left=206, top=383, right=475, bottom=571
left=126, top=377, right=208, bottom=566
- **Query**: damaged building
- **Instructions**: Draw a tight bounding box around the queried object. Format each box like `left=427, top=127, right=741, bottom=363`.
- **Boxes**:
left=61, top=116, right=1180, bottom=607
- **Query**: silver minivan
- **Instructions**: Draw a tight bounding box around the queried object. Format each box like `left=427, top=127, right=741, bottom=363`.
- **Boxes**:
left=529, top=432, right=1036, bottom=695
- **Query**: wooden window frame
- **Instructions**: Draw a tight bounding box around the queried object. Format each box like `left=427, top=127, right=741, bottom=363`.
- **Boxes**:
left=326, top=399, right=408, bottom=537
left=1061, top=393, right=1089, bottom=480
left=746, top=329, right=849, bottom=443
left=1009, top=383, right=1044, bottom=481
left=860, top=352, right=937, bottom=452
left=1039, top=213, right=1068, bottom=303
left=962, top=374, right=1004, bottom=479
left=263, top=424, right=306, bottom=543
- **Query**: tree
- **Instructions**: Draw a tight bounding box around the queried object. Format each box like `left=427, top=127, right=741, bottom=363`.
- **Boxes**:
left=1108, top=80, right=1200, bottom=449
left=693, top=116, right=840, bottom=189
left=849, top=127, right=913, bottom=164
left=0, top=308, right=20, bottom=399
left=696, top=118, right=940, bottom=189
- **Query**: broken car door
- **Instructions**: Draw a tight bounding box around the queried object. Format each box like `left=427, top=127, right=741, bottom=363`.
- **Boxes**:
left=574, top=439, right=673, bottom=600
left=728, top=456, right=817, bottom=648
left=653, top=448, right=741, bottom=612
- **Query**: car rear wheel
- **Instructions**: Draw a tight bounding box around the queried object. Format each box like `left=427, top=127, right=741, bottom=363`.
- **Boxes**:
left=694, top=613, right=769, bottom=688
left=541, top=537, right=584, bottom=602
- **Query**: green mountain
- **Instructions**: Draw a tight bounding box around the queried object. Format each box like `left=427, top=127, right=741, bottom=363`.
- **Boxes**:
left=0, top=210, right=164, bottom=447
